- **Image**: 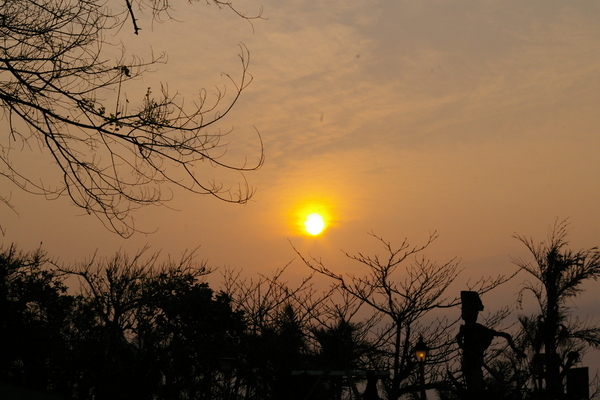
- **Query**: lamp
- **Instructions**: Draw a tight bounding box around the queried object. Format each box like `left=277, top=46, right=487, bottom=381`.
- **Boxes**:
left=414, top=336, right=429, bottom=363
left=414, top=336, right=429, bottom=400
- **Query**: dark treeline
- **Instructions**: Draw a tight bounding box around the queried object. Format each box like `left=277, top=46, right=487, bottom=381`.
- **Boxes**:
left=2, top=220, right=600, bottom=400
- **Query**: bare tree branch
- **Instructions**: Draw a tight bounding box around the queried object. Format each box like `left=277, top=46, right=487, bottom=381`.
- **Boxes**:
left=0, top=0, right=264, bottom=237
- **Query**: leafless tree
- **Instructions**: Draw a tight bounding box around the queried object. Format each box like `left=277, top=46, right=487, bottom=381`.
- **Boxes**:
left=221, top=263, right=335, bottom=335
left=0, top=0, right=264, bottom=237
left=60, top=245, right=209, bottom=339
left=294, top=231, right=516, bottom=400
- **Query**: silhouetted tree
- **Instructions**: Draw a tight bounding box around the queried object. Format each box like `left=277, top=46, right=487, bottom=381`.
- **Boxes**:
left=0, top=0, right=264, bottom=236
left=0, top=245, right=74, bottom=395
left=60, top=246, right=214, bottom=399
left=295, top=232, right=515, bottom=400
left=312, top=318, right=367, bottom=371
left=222, top=265, right=332, bottom=399
left=306, top=317, right=372, bottom=399
left=512, top=219, right=600, bottom=399
left=141, top=278, right=246, bottom=400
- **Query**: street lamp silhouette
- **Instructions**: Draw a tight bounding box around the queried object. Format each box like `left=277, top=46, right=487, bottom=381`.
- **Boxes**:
left=414, top=336, right=429, bottom=400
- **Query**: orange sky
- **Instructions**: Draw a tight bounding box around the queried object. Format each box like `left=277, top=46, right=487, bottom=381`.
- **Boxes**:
left=2, top=0, right=600, bottom=371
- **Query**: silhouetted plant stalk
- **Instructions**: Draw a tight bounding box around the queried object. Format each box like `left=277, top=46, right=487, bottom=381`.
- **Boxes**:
left=510, top=219, right=600, bottom=400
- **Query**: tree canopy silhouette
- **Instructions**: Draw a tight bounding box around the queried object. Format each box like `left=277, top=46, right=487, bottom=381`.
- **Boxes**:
left=0, top=0, right=264, bottom=236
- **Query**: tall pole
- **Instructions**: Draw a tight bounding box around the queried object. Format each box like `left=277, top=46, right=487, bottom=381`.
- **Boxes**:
left=414, top=336, right=428, bottom=400
left=419, top=362, right=426, bottom=400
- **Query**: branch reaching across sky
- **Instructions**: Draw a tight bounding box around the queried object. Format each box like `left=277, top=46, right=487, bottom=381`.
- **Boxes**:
left=0, top=0, right=264, bottom=237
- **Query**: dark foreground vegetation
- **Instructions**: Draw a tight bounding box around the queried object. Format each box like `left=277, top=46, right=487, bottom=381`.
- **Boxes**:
left=1, top=220, right=599, bottom=400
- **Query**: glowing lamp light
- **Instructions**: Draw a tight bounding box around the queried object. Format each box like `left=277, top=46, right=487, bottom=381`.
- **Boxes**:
left=414, top=336, right=429, bottom=363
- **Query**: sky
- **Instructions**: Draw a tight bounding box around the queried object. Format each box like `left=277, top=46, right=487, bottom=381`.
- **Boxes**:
left=2, top=0, right=600, bottom=370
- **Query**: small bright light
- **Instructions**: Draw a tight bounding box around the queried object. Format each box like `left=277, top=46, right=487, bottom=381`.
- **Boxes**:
left=304, top=213, right=326, bottom=235
left=414, top=337, right=429, bottom=363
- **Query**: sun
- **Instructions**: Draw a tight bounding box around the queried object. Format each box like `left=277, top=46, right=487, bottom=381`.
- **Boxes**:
left=304, top=213, right=326, bottom=236
left=291, top=200, right=332, bottom=236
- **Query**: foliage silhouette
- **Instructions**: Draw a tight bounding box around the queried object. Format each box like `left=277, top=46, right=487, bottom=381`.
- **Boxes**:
left=511, top=219, right=600, bottom=399
left=7, top=224, right=598, bottom=400
left=0, top=245, right=74, bottom=395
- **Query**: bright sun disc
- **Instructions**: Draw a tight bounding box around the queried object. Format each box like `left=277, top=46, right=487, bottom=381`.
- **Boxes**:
left=304, top=213, right=326, bottom=236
